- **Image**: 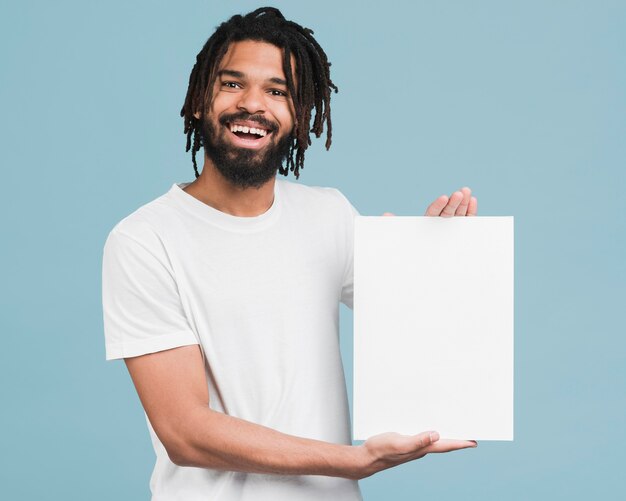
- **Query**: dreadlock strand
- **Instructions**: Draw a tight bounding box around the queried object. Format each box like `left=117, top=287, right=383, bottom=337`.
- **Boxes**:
left=191, top=127, right=201, bottom=178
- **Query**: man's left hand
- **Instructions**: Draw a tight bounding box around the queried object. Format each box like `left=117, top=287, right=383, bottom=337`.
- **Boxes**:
left=383, top=187, right=478, bottom=217
left=424, top=186, right=477, bottom=217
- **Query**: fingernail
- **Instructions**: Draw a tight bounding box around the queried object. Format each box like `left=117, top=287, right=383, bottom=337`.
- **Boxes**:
left=429, top=431, right=440, bottom=443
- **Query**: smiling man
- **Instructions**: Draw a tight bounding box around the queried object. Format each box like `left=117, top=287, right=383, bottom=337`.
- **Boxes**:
left=103, top=7, right=477, bottom=501
left=192, top=40, right=295, bottom=190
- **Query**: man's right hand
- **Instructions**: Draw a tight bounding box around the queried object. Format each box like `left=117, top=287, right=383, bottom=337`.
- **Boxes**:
left=356, top=431, right=477, bottom=479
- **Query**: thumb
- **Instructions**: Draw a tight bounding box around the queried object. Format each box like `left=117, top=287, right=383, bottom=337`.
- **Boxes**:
left=417, top=430, right=440, bottom=448
left=398, top=430, right=441, bottom=454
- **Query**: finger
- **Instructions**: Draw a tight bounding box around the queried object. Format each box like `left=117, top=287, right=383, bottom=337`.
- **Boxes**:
left=414, top=430, right=440, bottom=449
left=423, top=439, right=478, bottom=454
left=424, top=195, right=449, bottom=216
left=440, top=191, right=463, bottom=218
left=455, top=187, right=471, bottom=216
left=382, top=212, right=396, bottom=216
left=391, top=430, right=440, bottom=455
left=399, top=437, right=476, bottom=463
left=467, top=196, right=478, bottom=216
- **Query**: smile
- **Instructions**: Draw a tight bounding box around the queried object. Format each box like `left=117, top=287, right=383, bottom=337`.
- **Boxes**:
left=225, top=121, right=273, bottom=149
left=229, top=123, right=268, bottom=137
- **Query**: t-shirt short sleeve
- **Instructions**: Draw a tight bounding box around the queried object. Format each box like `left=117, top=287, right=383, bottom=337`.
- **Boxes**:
left=102, top=226, right=198, bottom=360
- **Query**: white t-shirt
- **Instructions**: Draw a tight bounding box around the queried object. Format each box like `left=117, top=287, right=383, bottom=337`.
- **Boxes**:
left=102, top=179, right=362, bottom=501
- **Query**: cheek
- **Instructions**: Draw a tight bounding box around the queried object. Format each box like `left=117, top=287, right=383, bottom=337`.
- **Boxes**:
left=276, top=104, right=296, bottom=132
left=210, top=91, right=238, bottom=115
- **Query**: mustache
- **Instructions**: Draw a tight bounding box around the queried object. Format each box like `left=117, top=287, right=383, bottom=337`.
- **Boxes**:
left=218, top=112, right=279, bottom=133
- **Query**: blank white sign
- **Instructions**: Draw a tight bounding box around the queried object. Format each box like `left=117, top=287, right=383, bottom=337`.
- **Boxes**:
left=353, top=216, right=514, bottom=441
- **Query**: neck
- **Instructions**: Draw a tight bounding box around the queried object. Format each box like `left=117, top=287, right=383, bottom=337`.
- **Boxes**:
left=182, top=155, right=276, bottom=217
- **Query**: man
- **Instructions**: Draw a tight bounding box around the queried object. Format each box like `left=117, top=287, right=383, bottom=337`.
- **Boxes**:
left=103, top=7, right=478, bottom=500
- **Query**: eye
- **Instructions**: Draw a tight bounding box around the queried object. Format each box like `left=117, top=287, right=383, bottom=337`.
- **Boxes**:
left=222, top=81, right=241, bottom=89
left=269, top=89, right=288, bottom=97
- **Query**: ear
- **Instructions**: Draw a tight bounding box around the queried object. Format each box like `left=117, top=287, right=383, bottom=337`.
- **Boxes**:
left=193, top=111, right=201, bottom=119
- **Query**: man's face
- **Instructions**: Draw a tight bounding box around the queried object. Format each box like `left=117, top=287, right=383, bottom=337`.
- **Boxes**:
left=199, top=40, right=296, bottom=188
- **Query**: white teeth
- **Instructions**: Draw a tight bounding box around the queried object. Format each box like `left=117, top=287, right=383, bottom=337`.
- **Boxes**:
left=251, top=127, right=267, bottom=137
left=229, top=124, right=268, bottom=137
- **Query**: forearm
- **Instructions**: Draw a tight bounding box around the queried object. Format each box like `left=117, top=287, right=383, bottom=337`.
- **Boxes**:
left=168, top=407, right=368, bottom=479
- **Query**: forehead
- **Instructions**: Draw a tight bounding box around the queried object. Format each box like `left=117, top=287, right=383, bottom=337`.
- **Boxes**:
left=217, top=40, right=288, bottom=79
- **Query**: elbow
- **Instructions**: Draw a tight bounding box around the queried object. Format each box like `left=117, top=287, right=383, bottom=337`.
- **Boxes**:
left=163, top=437, right=193, bottom=466
left=163, top=434, right=217, bottom=468
left=165, top=441, right=223, bottom=469
left=157, top=426, right=198, bottom=467
left=154, top=411, right=220, bottom=468
left=166, top=445, right=190, bottom=467
left=150, top=415, right=203, bottom=467
left=166, top=437, right=211, bottom=467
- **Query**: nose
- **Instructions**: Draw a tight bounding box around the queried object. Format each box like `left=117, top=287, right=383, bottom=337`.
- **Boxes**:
left=237, top=86, right=265, bottom=115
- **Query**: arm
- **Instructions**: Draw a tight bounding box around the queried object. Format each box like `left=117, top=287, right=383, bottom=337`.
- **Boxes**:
left=125, top=345, right=476, bottom=480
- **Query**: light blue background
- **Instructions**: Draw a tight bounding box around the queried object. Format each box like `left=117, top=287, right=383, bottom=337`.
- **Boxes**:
left=1, top=0, right=624, bottom=499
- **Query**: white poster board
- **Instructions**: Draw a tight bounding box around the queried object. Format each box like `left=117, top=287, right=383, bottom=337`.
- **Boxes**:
left=353, top=216, right=514, bottom=441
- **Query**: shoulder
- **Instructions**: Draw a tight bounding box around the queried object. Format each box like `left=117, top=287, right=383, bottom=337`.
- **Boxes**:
left=277, top=179, right=358, bottom=215
left=104, top=185, right=184, bottom=255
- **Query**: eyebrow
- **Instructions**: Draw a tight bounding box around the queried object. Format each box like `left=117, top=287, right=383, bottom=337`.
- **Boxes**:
left=218, top=69, right=287, bottom=86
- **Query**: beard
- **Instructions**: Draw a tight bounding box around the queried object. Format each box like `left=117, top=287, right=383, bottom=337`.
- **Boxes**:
left=199, top=112, right=293, bottom=189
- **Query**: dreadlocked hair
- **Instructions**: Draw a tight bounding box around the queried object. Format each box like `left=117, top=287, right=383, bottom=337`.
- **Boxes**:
left=180, top=7, right=338, bottom=179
